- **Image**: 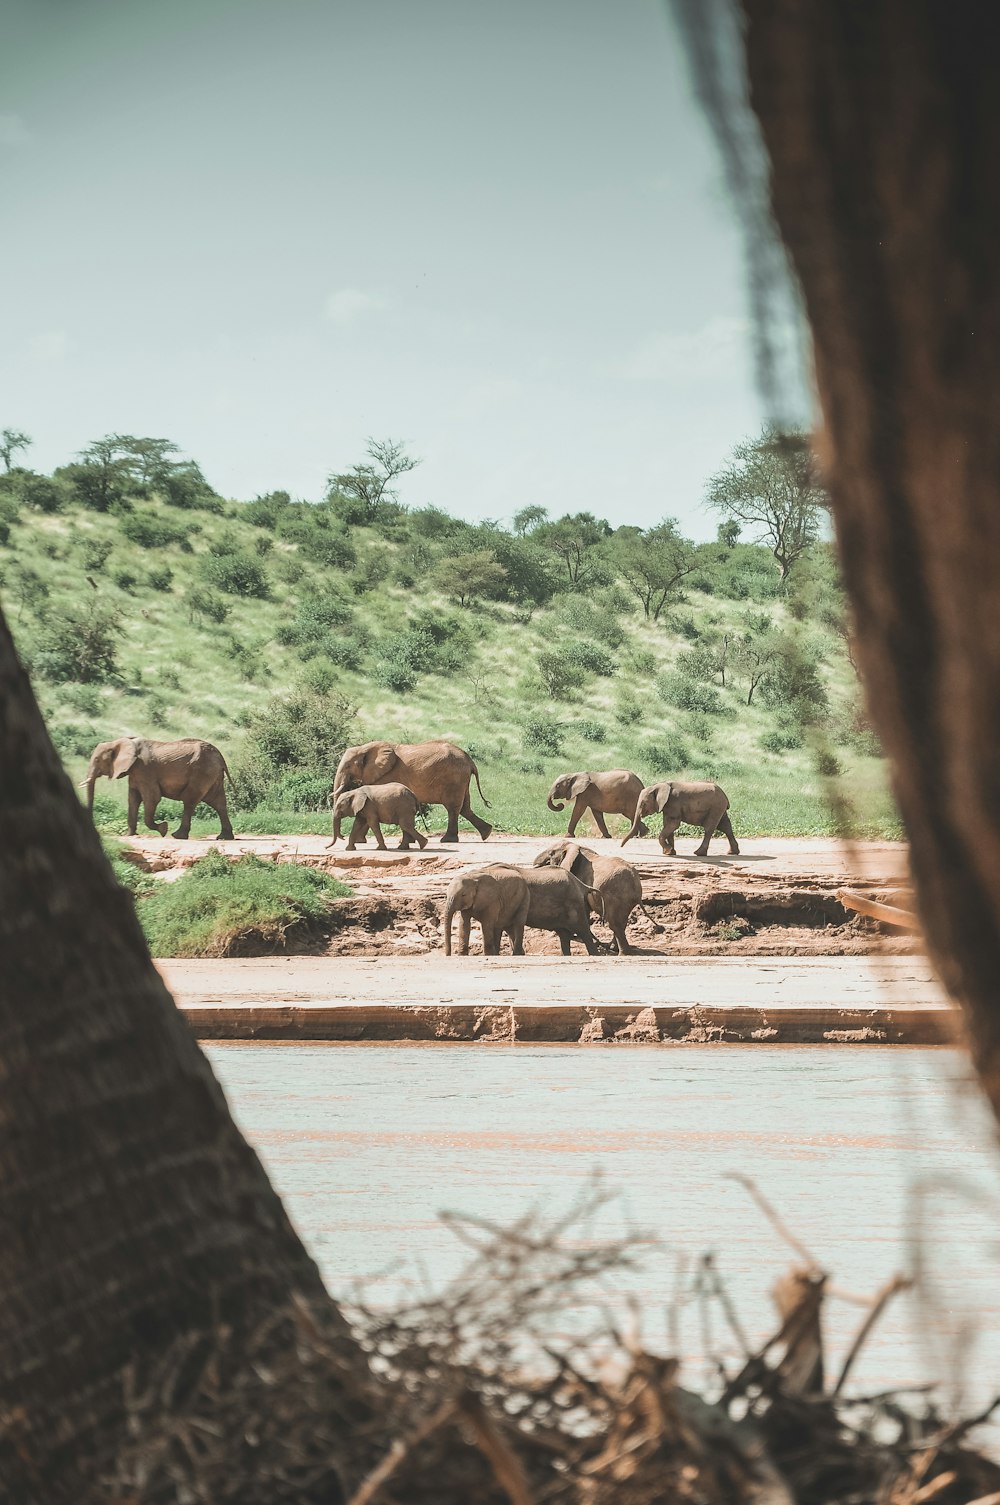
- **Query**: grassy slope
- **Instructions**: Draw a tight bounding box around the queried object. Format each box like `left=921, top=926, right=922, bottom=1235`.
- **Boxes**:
left=0, top=497, right=901, bottom=840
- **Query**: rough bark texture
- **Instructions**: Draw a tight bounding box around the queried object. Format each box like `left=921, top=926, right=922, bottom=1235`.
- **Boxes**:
left=741, top=0, right=1000, bottom=1120
left=0, top=612, right=366, bottom=1498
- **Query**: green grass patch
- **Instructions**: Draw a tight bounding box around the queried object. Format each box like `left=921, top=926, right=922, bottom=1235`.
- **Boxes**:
left=136, top=851, right=351, bottom=957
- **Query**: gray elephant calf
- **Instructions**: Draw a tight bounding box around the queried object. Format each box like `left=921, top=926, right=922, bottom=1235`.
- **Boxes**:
left=83, top=735, right=234, bottom=840
left=330, top=782, right=428, bottom=851
left=622, top=780, right=739, bottom=858
left=547, top=769, right=647, bottom=838
left=533, top=839, right=648, bottom=956
left=514, top=866, right=605, bottom=956
left=442, top=863, right=529, bottom=955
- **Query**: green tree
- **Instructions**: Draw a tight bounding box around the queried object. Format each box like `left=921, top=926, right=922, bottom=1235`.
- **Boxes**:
left=705, top=427, right=826, bottom=580
left=512, top=503, right=548, bottom=536
left=536, top=512, right=611, bottom=588
left=613, top=517, right=696, bottom=620
left=433, top=549, right=508, bottom=606
left=0, top=428, right=31, bottom=471
left=120, top=436, right=180, bottom=486
left=327, top=437, right=419, bottom=526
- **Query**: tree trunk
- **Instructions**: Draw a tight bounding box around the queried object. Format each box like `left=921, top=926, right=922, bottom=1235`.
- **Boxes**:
left=0, top=613, right=371, bottom=1499
left=740, top=0, right=1000, bottom=1121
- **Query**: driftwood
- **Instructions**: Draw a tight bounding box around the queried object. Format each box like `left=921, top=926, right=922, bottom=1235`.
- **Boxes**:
left=836, top=888, right=921, bottom=931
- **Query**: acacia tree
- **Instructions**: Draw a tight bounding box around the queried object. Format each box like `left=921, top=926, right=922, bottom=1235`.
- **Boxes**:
left=433, top=548, right=508, bottom=606
left=613, top=518, right=696, bottom=620
left=327, top=437, right=419, bottom=525
left=705, top=427, right=825, bottom=579
left=536, top=512, right=611, bottom=588
left=0, top=427, right=31, bottom=471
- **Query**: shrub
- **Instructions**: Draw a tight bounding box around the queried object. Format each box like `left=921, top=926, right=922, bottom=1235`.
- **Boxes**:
left=657, top=673, right=723, bottom=715
left=536, top=650, right=584, bottom=699
left=614, top=688, right=643, bottom=726
left=0, top=499, right=16, bottom=546
left=254, top=534, right=273, bottom=556
left=760, top=726, right=803, bottom=754
left=161, top=462, right=222, bottom=511
left=202, top=553, right=270, bottom=598
left=226, top=634, right=267, bottom=681
left=287, top=593, right=354, bottom=644
left=147, top=564, right=174, bottom=591
left=576, top=718, right=608, bottom=743
left=81, top=537, right=114, bottom=573
left=623, top=645, right=657, bottom=675
left=644, top=737, right=691, bottom=775
left=50, top=722, right=101, bottom=759
left=136, top=851, right=351, bottom=957
left=244, top=491, right=291, bottom=529
left=350, top=551, right=391, bottom=594
left=61, top=682, right=102, bottom=715
left=119, top=513, right=189, bottom=549
left=18, top=471, right=67, bottom=513
left=298, top=657, right=340, bottom=694
left=562, top=639, right=616, bottom=676
left=372, top=629, right=436, bottom=693
left=268, top=770, right=333, bottom=811
left=555, top=595, right=626, bottom=648
left=187, top=586, right=230, bottom=623
left=522, top=713, right=565, bottom=756
left=814, top=748, right=843, bottom=778
left=230, top=689, right=357, bottom=808
left=34, top=603, right=122, bottom=684
left=112, top=566, right=140, bottom=592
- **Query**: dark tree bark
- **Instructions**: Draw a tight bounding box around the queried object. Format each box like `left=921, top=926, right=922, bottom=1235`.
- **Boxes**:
left=739, top=1, right=1000, bottom=1119
left=0, top=612, right=370, bottom=1499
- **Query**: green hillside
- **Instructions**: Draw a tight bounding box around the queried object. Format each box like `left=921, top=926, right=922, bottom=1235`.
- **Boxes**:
left=0, top=434, right=901, bottom=840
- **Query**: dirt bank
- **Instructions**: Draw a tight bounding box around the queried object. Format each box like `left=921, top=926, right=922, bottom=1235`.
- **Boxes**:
left=124, top=834, right=917, bottom=960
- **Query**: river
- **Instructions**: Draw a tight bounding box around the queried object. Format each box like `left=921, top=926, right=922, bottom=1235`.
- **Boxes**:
left=208, top=1042, right=1000, bottom=1411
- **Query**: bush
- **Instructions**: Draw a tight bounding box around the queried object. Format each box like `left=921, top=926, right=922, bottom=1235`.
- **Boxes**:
left=61, top=682, right=101, bottom=715
left=208, top=531, right=242, bottom=556
left=522, top=713, right=565, bottom=756
left=112, top=566, right=140, bottom=592
left=147, top=564, right=174, bottom=591
left=230, top=689, right=357, bottom=808
left=285, top=593, right=354, bottom=644
left=34, top=603, right=122, bottom=684
left=644, top=737, right=691, bottom=775
left=226, top=634, right=267, bottom=681
left=298, top=657, right=340, bottom=694
left=160, top=463, right=222, bottom=511
left=136, top=850, right=351, bottom=957
left=350, top=551, right=391, bottom=594
left=623, top=645, right=657, bottom=675
left=576, top=718, right=608, bottom=743
left=254, top=535, right=273, bottom=556
left=202, top=553, right=270, bottom=598
left=17, top=471, right=67, bottom=513
left=244, top=491, right=291, bottom=529
left=562, top=639, right=616, bottom=676
left=187, top=586, right=230, bottom=623
left=657, top=673, right=723, bottom=715
left=537, top=651, right=584, bottom=699
left=372, top=629, right=436, bottom=693
left=760, top=726, right=803, bottom=754
left=119, top=513, right=189, bottom=549
left=299, top=524, right=357, bottom=570
left=614, top=688, right=643, bottom=726
left=814, top=747, right=843, bottom=778
left=81, top=537, right=113, bottom=573
left=555, top=595, right=626, bottom=648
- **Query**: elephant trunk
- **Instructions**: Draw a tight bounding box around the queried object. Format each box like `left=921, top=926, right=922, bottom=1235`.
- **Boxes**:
left=547, top=789, right=565, bottom=813
left=331, top=807, right=341, bottom=845
left=443, top=896, right=459, bottom=956
left=84, top=775, right=97, bottom=816
left=621, top=811, right=643, bottom=847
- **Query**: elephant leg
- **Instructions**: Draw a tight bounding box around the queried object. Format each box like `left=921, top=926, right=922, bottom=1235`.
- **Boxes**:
left=558, top=930, right=572, bottom=956
left=592, top=807, right=612, bottom=840
left=459, top=912, right=472, bottom=955
left=481, top=920, right=500, bottom=955
left=694, top=815, right=721, bottom=858
left=578, top=924, right=600, bottom=956
left=142, top=794, right=168, bottom=838
left=370, top=819, right=387, bottom=851
left=208, top=781, right=235, bottom=841
left=613, top=924, right=632, bottom=956
left=718, top=812, right=740, bottom=855
left=459, top=794, right=492, bottom=842
left=635, top=819, right=650, bottom=838
left=440, top=806, right=460, bottom=843
left=659, top=817, right=680, bottom=856
left=567, top=797, right=585, bottom=837
left=346, top=815, right=366, bottom=851
left=398, top=821, right=427, bottom=851
left=173, top=798, right=197, bottom=840
left=126, top=785, right=141, bottom=837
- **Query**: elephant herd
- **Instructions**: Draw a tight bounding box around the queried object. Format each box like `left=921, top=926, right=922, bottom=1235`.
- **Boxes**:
left=82, top=732, right=740, bottom=958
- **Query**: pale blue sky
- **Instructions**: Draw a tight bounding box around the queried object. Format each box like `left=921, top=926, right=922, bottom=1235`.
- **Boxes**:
left=1, top=0, right=761, bottom=535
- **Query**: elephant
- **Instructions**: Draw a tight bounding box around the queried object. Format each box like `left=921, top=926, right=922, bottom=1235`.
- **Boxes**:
left=329, top=782, right=428, bottom=851
left=83, top=736, right=234, bottom=840
left=622, top=780, right=739, bottom=858
left=513, top=866, right=605, bottom=956
left=547, top=769, right=648, bottom=838
left=533, top=839, right=651, bottom=956
left=333, top=739, right=491, bottom=844
left=442, top=863, right=530, bottom=956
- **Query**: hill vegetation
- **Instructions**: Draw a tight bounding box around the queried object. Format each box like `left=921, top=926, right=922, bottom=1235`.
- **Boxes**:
left=0, top=427, right=900, bottom=839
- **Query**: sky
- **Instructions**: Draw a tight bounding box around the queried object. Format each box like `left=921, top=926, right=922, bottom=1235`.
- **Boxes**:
left=0, top=0, right=764, bottom=536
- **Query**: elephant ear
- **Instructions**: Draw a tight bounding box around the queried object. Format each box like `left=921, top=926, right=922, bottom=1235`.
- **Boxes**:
left=655, top=781, right=674, bottom=811
left=111, top=738, right=139, bottom=779
left=367, top=743, right=397, bottom=781
left=568, top=773, right=591, bottom=800
left=349, top=789, right=369, bottom=815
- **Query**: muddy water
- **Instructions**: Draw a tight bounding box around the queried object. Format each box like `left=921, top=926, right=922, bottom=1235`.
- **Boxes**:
left=208, top=1043, right=1000, bottom=1407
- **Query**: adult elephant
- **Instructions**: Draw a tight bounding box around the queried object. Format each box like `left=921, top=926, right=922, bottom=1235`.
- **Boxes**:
left=546, top=769, right=647, bottom=838
left=332, top=739, right=491, bottom=844
left=514, top=866, right=604, bottom=956
left=622, top=780, right=739, bottom=859
left=533, top=839, right=652, bottom=956
left=82, top=736, right=234, bottom=840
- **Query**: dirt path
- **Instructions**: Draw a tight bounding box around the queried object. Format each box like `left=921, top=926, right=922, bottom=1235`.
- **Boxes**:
left=126, top=834, right=916, bottom=960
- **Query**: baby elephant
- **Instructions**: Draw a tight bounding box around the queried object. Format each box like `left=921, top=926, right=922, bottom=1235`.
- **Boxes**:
left=515, top=866, right=605, bottom=956
left=533, top=839, right=646, bottom=956
left=443, top=864, right=530, bottom=955
left=330, top=782, right=428, bottom=851
left=622, top=780, right=739, bottom=858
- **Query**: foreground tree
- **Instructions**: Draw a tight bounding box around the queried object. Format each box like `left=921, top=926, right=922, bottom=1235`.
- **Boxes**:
left=0, top=427, right=31, bottom=471
left=705, top=426, right=825, bottom=579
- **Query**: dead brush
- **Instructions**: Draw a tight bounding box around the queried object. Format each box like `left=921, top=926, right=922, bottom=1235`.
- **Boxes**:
left=103, top=1182, right=1000, bottom=1505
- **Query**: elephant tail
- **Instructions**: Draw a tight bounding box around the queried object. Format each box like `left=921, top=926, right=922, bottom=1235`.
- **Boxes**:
left=587, top=887, right=605, bottom=920
left=222, top=757, right=236, bottom=790
left=471, top=760, right=491, bottom=809
left=637, top=902, right=665, bottom=933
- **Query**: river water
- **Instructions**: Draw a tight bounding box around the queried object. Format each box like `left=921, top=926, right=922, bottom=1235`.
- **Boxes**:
left=208, top=1043, right=1000, bottom=1410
